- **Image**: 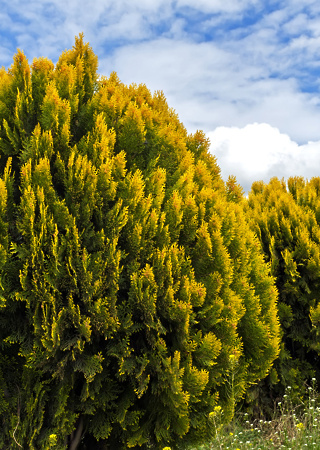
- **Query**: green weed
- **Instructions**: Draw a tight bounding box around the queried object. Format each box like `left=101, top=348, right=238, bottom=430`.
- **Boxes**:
left=189, top=379, right=320, bottom=450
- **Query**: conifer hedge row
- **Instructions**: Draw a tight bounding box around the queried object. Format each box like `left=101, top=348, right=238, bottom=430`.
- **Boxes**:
left=0, top=35, right=282, bottom=449
left=246, top=177, right=320, bottom=415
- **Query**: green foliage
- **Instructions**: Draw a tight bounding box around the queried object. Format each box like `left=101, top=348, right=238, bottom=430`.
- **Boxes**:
left=246, top=177, right=320, bottom=415
left=0, top=35, right=279, bottom=449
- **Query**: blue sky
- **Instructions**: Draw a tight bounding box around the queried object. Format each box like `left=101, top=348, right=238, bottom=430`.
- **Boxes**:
left=1, top=0, right=320, bottom=192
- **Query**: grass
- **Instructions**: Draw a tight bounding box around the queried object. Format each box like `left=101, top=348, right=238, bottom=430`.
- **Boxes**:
left=190, top=379, right=320, bottom=450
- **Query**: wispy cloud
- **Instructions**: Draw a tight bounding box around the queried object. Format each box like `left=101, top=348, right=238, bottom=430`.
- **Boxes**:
left=1, top=0, right=320, bottom=192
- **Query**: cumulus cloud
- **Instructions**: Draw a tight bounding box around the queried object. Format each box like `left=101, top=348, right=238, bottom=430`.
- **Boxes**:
left=208, top=123, right=320, bottom=194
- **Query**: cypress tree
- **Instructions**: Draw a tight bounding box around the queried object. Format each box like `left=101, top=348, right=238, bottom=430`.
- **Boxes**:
left=0, top=35, right=279, bottom=449
left=246, top=177, right=320, bottom=414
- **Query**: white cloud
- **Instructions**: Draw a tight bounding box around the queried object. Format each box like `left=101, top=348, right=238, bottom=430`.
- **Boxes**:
left=282, top=13, right=309, bottom=36
left=208, top=123, right=320, bottom=193
left=176, top=0, right=258, bottom=13
left=97, top=12, right=150, bottom=41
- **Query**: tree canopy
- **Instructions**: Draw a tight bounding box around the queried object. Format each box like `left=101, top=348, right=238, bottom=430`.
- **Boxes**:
left=0, top=34, right=279, bottom=449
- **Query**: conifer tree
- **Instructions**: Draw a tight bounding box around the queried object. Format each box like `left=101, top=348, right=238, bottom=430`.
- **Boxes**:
left=0, top=35, right=279, bottom=449
left=246, top=177, right=320, bottom=414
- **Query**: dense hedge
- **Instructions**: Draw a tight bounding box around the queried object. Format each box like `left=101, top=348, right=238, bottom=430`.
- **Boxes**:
left=245, top=177, right=320, bottom=414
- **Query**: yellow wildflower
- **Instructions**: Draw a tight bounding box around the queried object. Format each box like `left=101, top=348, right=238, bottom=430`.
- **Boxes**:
left=296, top=422, right=304, bottom=431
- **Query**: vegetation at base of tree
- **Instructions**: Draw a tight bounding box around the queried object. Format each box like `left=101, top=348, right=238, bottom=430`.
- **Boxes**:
left=0, top=35, right=280, bottom=449
left=191, top=378, right=320, bottom=450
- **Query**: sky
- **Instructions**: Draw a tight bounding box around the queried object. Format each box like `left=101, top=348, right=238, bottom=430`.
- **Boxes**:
left=1, top=0, right=320, bottom=193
